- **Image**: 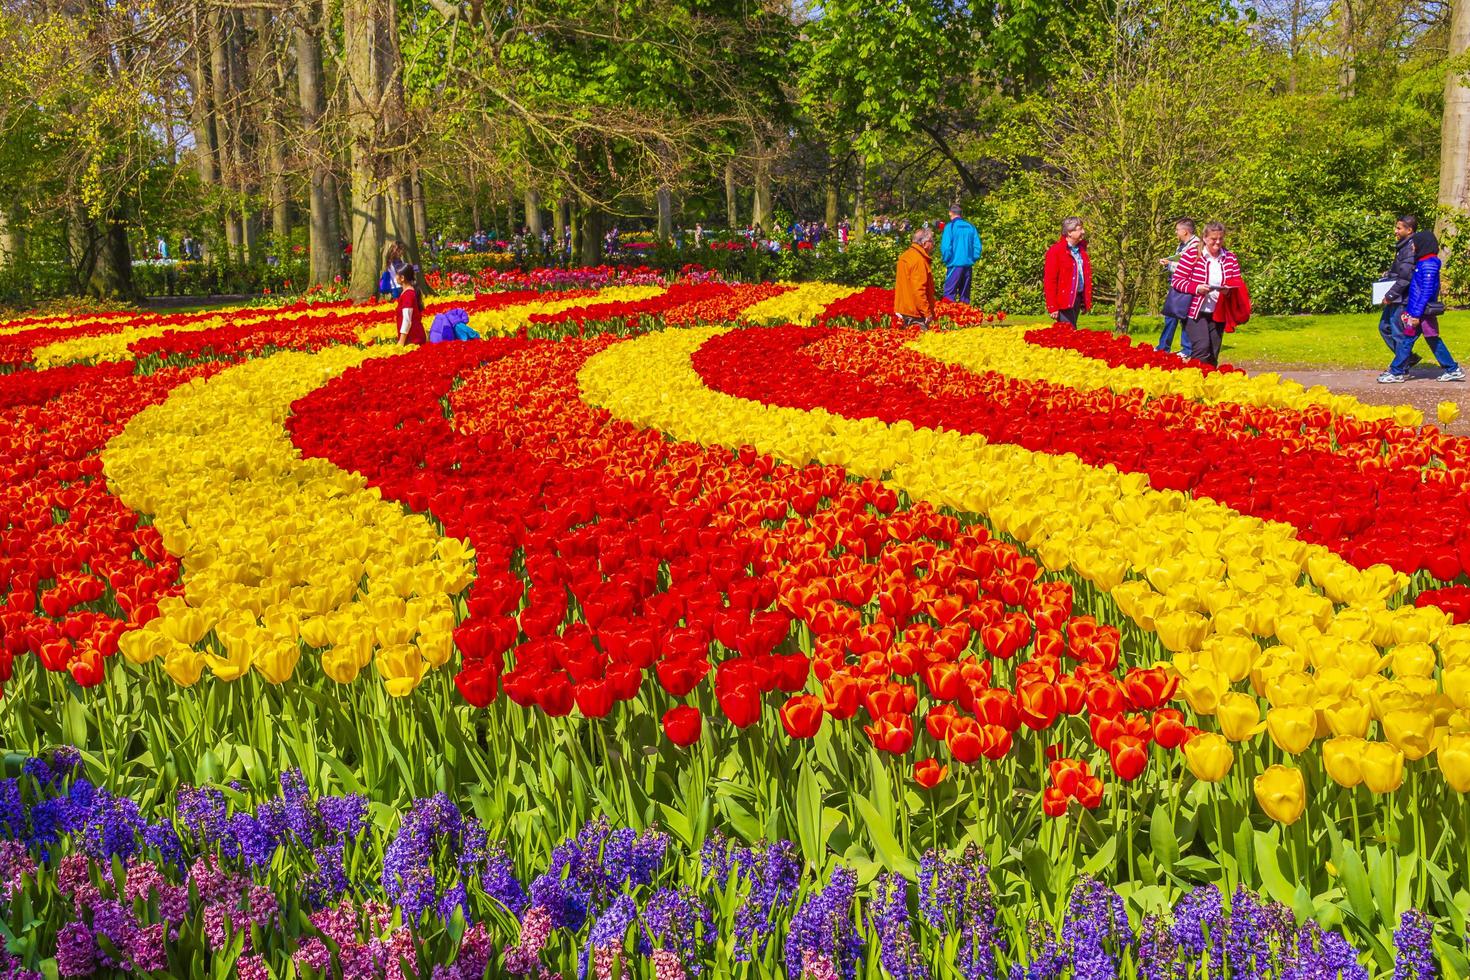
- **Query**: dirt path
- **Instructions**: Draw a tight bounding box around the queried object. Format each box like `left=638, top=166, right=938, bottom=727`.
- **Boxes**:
left=1233, top=359, right=1470, bottom=435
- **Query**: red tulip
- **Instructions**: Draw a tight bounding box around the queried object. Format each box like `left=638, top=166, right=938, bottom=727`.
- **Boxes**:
left=1108, top=735, right=1149, bottom=781
left=864, top=713, right=915, bottom=754
left=1151, top=708, right=1189, bottom=749
left=1123, top=666, right=1179, bottom=710
left=913, top=757, right=947, bottom=789
left=1074, top=775, right=1105, bottom=809
left=662, top=706, right=702, bottom=746
left=925, top=704, right=958, bottom=742
left=1048, top=757, right=1090, bottom=798
left=716, top=681, right=762, bottom=728
left=1042, top=786, right=1069, bottom=818
left=945, top=717, right=984, bottom=764
left=574, top=679, right=613, bottom=719
left=454, top=667, right=499, bottom=707
left=779, top=694, right=823, bottom=739
left=1017, top=681, right=1060, bottom=731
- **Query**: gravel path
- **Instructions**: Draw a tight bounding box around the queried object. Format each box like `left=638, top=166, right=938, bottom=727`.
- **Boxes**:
left=1233, top=360, right=1469, bottom=435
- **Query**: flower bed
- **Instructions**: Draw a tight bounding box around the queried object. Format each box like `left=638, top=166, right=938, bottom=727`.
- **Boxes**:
left=0, top=279, right=1468, bottom=977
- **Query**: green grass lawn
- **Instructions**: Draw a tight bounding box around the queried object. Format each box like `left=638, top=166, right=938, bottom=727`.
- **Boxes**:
left=1004, top=311, right=1470, bottom=370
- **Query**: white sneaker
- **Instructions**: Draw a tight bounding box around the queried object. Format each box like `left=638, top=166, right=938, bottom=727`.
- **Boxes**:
left=1377, top=372, right=1409, bottom=384
left=1437, top=368, right=1465, bottom=382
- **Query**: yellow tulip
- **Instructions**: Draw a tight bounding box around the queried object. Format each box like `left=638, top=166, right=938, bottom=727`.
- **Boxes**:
left=1218, top=692, right=1263, bottom=742
left=119, top=629, right=166, bottom=666
left=161, top=645, right=206, bottom=687
left=1183, top=733, right=1234, bottom=782
left=1360, top=741, right=1405, bottom=793
left=1267, top=671, right=1317, bottom=709
left=1324, top=697, right=1372, bottom=739
left=1267, top=706, right=1317, bottom=754
left=1380, top=709, right=1436, bottom=761
left=1178, top=666, right=1230, bottom=715
left=1436, top=733, right=1470, bottom=792
left=320, top=647, right=362, bottom=685
left=254, top=637, right=301, bottom=685
left=376, top=643, right=426, bottom=697
left=1322, top=736, right=1366, bottom=787
left=1440, top=400, right=1462, bottom=426
left=204, top=641, right=252, bottom=682
left=1443, top=667, right=1470, bottom=711
left=1391, top=643, right=1436, bottom=678
left=1200, top=634, right=1257, bottom=683
left=1253, top=765, right=1306, bottom=825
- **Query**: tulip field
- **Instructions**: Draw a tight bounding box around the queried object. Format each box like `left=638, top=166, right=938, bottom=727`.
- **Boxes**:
left=2, top=268, right=1470, bottom=979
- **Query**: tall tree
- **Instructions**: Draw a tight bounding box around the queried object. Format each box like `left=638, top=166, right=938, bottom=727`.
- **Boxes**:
left=294, top=0, right=342, bottom=285
left=1441, top=0, right=1470, bottom=233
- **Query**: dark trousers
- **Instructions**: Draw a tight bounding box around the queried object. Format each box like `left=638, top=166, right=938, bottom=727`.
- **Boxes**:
left=943, top=266, right=973, bottom=304
left=1055, top=307, right=1079, bottom=326
left=1184, top=315, right=1223, bottom=365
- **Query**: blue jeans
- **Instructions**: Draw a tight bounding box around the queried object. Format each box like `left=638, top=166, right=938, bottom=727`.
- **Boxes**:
left=1390, top=323, right=1458, bottom=375
left=1378, top=303, right=1405, bottom=354
left=1158, top=316, right=1193, bottom=356
left=943, top=266, right=972, bottom=304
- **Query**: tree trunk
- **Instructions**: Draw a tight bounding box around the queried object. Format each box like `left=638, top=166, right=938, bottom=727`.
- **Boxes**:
left=656, top=185, right=673, bottom=241
left=70, top=206, right=138, bottom=301
left=1439, top=0, right=1470, bottom=236
left=569, top=204, right=580, bottom=265
left=1338, top=0, right=1356, bottom=97
left=413, top=168, right=429, bottom=246
left=506, top=194, right=517, bottom=238
left=470, top=169, right=482, bottom=233
left=208, top=8, right=245, bottom=262
left=394, top=175, right=420, bottom=268
left=553, top=195, right=567, bottom=258
left=824, top=160, right=840, bottom=230
left=525, top=187, right=544, bottom=251
left=295, top=0, right=342, bottom=285
left=0, top=207, right=24, bottom=270
left=853, top=156, right=867, bottom=242
left=579, top=203, right=603, bottom=265
left=752, top=138, right=772, bottom=235
left=189, top=11, right=221, bottom=262
left=724, top=158, right=738, bottom=229
left=343, top=0, right=391, bottom=299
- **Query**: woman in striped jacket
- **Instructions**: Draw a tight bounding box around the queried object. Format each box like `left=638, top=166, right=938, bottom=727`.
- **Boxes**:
left=1169, top=221, right=1244, bottom=366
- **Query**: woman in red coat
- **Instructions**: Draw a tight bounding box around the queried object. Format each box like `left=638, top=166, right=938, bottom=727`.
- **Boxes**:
left=1043, top=217, right=1092, bottom=326
left=395, top=264, right=426, bottom=346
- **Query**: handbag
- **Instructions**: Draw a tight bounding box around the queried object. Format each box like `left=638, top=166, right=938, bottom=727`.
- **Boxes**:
left=1163, top=286, right=1193, bottom=320
left=1426, top=300, right=1447, bottom=317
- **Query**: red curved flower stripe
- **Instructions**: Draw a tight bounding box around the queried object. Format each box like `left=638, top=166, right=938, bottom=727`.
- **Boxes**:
left=664, top=283, right=793, bottom=324
left=1023, top=323, right=1243, bottom=375
left=0, top=365, right=210, bottom=692
left=690, top=326, right=1470, bottom=578
left=286, top=338, right=1186, bottom=796
left=811, top=286, right=1006, bottom=328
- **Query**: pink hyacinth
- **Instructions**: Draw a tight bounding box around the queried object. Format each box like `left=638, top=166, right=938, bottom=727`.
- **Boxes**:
left=503, top=906, right=552, bottom=975
left=593, top=945, right=620, bottom=980
left=652, top=949, right=688, bottom=980
left=802, top=951, right=839, bottom=980
left=235, top=953, right=269, bottom=980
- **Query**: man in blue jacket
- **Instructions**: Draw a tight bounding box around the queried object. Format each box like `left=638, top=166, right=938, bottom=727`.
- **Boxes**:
left=939, top=204, right=982, bottom=304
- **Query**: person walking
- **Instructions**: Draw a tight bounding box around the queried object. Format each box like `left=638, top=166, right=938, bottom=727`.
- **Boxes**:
left=1379, top=230, right=1464, bottom=383
left=894, top=228, right=937, bottom=327
left=378, top=241, right=409, bottom=299
left=1377, top=215, right=1420, bottom=365
left=1043, top=217, right=1092, bottom=326
left=394, top=264, right=426, bottom=346
left=1170, top=222, right=1247, bottom=366
left=1157, top=218, right=1199, bottom=357
left=939, top=204, right=982, bottom=305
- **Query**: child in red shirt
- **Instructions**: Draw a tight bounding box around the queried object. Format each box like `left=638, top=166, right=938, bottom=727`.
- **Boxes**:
left=395, top=264, right=425, bottom=345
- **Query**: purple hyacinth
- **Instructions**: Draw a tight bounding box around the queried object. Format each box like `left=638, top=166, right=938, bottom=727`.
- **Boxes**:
left=1171, top=885, right=1224, bottom=975
left=1061, top=878, right=1133, bottom=980
left=236, top=952, right=269, bottom=980
left=382, top=793, right=490, bottom=924
left=640, top=886, right=712, bottom=974
left=729, top=839, right=802, bottom=962
left=0, top=947, right=44, bottom=980
left=868, top=872, right=927, bottom=980
left=918, top=846, right=1005, bottom=980
left=783, top=865, right=861, bottom=980
left=582, top=893, right=638, bottom=979
left=484, top=842, right=529, bottom=916
left=1137, top=913, right=1183, bottom=980
left=1393, top=911, right=1436, bottom=980
left=55, top=921, right=98, bottom=977
left=1007, top=922, right=1068, bottom=980
left=699, top=830, right=738, bottom=887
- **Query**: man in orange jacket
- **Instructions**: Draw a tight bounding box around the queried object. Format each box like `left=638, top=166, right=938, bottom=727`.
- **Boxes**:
left=894, top=228, right=937, bottom=326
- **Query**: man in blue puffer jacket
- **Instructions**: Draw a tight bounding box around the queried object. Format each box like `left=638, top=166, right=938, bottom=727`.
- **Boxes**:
left=939, top=203, right=982, bottom=305
left=1379, top=230, right=1464, bottom=383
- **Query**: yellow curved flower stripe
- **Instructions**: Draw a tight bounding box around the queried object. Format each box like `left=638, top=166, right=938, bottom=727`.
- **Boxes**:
left=910, top=328, right=1416, bottom=427
left=103, top=347, right=474, bottom=694
left=476, top=284, right=669, bottom=337
left=738, top=282, right=864, bottom=324
left=579, top=327, right=1470, bottom=789
left=0, top=311, right=155, bottom=338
